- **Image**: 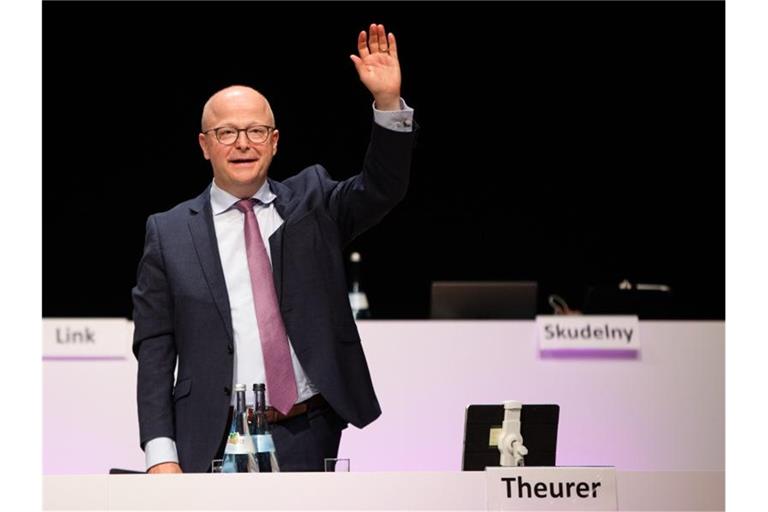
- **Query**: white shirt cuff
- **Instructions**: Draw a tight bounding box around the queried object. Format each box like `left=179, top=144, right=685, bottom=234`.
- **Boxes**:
left=373, top=98, right=414, bottom=132
left=144, top=437, right=179, bottom=471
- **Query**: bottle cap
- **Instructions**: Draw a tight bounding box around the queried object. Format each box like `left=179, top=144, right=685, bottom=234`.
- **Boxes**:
left=253, top=383, right=265, bottom=391
left=234, top=383, right=246, bottom=391
left=503, top=400, right=522, bottom=410
left=350, top=252, right=361, bottom=262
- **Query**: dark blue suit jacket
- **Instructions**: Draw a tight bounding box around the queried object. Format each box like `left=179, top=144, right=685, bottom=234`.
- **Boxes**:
left=132, top=123, right=416, bottom=472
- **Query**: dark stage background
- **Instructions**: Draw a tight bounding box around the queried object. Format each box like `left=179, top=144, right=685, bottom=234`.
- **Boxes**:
left=43, top=1, right=724, bottom=319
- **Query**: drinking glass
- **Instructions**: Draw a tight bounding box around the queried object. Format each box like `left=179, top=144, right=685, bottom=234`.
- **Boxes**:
left=324, top=458, right=350, bottom=472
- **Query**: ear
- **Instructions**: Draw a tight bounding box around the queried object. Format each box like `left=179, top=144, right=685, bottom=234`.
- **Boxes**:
left=271, top=129, right=279, bottom=157
left=198, top=133, right=211, bottom=160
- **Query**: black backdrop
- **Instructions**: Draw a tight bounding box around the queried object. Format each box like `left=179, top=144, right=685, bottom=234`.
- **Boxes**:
left=43, top=1, right=724, bottom=319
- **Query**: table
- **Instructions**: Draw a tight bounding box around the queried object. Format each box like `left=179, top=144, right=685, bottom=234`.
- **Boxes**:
left=43, top=471, right=724, bottom=511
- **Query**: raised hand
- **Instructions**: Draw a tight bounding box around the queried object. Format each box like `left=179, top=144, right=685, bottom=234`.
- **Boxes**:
left=350, top=23, right=402, bottom=111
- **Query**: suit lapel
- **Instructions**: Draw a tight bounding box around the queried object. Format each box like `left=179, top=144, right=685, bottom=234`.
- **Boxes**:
left=267, top=178, right=301, bottom=308
left=187, top=187, right=234, bottom=342
left=269, top=177, right=301, bottom=224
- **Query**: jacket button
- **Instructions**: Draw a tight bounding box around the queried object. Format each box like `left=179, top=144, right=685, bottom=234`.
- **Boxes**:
left=227, top=344, right=234, bottom=354
left=224, top=386, right=231, bottom=395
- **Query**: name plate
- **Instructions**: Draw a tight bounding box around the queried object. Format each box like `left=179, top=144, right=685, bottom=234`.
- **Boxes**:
left=536, top=316, right=639, bottom=353
left=42, top=318, right=131, bottom=359
left=486, top=467, right=617, bottom=511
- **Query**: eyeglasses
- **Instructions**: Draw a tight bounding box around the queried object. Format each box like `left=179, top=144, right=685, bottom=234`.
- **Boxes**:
left=202, top=125, right=275, bottom=145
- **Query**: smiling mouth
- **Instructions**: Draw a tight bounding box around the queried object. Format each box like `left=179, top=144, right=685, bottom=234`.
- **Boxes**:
left=229, top=158, right=257, bottom=165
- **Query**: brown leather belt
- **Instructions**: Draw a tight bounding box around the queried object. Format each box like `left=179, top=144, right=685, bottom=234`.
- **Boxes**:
left=264, top=394, right=327, bottom=424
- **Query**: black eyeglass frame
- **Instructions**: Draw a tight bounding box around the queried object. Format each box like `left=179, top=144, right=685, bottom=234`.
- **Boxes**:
left=201, top=124, right=276, bottom=145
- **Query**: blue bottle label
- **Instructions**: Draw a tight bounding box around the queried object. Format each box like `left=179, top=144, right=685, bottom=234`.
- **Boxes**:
left=255, top=434, right=276, bottom=453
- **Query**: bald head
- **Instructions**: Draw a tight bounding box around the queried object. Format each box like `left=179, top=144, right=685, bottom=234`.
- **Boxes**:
left=197, top=85, right=280, bottom=198
left=201, top=85, right=275, bottom=130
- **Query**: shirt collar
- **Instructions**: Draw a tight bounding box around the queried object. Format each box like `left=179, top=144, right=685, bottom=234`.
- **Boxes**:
left=210, top=179, right=277, bottom=215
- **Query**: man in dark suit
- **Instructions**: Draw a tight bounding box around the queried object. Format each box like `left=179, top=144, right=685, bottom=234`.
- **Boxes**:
left=132, top=23, right=415, bottom=473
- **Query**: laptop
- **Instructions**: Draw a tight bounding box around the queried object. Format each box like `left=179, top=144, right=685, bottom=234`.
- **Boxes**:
left=461, top=404, right=560, bottom=471
left=430, top=281, right=538, bottom=319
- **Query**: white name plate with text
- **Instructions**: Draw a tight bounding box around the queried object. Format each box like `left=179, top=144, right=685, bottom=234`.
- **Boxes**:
left=536, top=316, right=640, bottom=353
left=486, top=467, right=617, bottom=511
left=43, top=318, right=131, bottom=359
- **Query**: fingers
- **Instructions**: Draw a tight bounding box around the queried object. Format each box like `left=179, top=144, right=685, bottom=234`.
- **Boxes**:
left=357, top=30, right=369, bottom=58
left=388, top=32, right=398, bottom=60
left=360, top=23, right=395, bottom=55
left=350, top=53, right=363, bottom=72
left=376, top=24, right=388, bottom=53
left=368, top=23, right=380, bottom=52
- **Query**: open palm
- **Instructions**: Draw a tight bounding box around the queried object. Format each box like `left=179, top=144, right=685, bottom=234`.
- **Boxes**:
left=350, top=23, right=402, bottom=110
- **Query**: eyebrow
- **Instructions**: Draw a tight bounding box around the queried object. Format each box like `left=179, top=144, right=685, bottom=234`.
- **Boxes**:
left=215, top=123, right=272, bottom=128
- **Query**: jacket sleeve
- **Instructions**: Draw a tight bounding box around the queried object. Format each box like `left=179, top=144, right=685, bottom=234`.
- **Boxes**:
left=327, top=122, right=417, bottom=245
left=132, top=215, right=178, bottom=450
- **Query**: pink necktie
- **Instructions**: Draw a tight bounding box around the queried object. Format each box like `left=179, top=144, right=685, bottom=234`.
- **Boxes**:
left=235, top=198, right=298, bottom=415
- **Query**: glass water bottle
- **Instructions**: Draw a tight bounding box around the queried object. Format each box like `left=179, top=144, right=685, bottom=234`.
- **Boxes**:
left=252, top=383, right=280, bottom=472
left=348, top=251, right=370, bottom=319
left=222, top=384, right=258, bottom=473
